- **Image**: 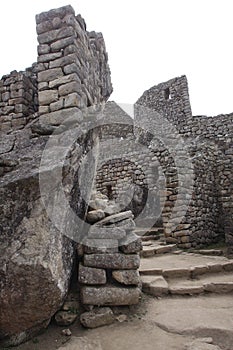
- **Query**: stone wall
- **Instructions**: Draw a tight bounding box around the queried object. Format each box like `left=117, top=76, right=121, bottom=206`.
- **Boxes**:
left=0, top=68, right=38, bottom=133
left=36, top=5, right=112, bottom=126
left=136, top=76, right=233, bottom=251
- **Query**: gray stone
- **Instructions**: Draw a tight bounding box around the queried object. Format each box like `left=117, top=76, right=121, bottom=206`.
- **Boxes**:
left=120, top=233, right=142, bottom=253
left=39, top=107, right=82, bottom=125
left=58, top=81, right=81, bottom=97
left=88, top=226, right=126, bottom=239
left=112, top=270, right=141, bottom=285
left=78, top=264, right=106, bottom=285
left=95, top=210, right=134, bottom=226
left=84, top=253, right=140, bottom=270
left=80, top=307, right=115, bottom=328
left=38, top=68, right=63, bottom=82
left=82, top=238, right=119, bottom=254
left=86, top=209, right=105, bottom=223
left=81, top=285, right=141, bottom=305
left=39, top=89, right=58, bottom=105
left=54, top=311, right=78, bottom=326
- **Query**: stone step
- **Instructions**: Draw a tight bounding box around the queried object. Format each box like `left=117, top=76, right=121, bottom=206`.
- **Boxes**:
left=133, top=227, right=164, bottom=237
left=139, top=253, right=233, bottom=278
left=140, top=244, right=177, bottom=258
left=141, top=273, right=233, bottom=297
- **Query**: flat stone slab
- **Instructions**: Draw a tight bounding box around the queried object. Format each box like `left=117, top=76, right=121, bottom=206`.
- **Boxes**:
left=81, top=285, right=141, bottom=305
left=94, top=211, right=134, bottom=226
left=86, top=209, right=106, bottom=224
left=141, top=275, right=169, bottom=296
left=88, top=227, right=126, bottom=239
left=80, top=307, right=115, bottom=328
left=140, top=253, right=233, bottom=277
left=84, top=253, right=140, bottom=270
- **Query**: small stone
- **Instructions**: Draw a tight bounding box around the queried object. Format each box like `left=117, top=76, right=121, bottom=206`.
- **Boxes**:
left=55, top=311, right=78, bottom=326
left=80, top=307, right=115, bottom=328
left=86, top=209, right=105, bottom=224
left=112, top=270, right=141, bottom=285
left=82, top=238, right=119, bottom=254
left=61, top=328, right=72, bottom=336
left=116, top=314, right=127, bottom=323
left=120, top=233, right=142, bottom=254
left=78, top=263, right=107, bottom=285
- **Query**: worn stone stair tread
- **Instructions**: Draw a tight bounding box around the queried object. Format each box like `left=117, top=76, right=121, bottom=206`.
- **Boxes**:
left=168, top=273, right=233, bottom=295
left=141, top=275, right=169, bottom=296
left=140, top=253, right=233, bottom=275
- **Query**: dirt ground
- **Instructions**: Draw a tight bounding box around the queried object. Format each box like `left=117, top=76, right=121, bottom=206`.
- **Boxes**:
left=7, top=293, right=233, bottom=350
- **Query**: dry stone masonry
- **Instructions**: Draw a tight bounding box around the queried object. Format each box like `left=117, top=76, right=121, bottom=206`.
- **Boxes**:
left=0, top=3, right=232, bottom=348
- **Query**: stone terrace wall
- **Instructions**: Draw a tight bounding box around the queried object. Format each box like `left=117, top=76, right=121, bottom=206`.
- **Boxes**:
left=0, top=68, right=38, bottom=133
left=36, top=5, right=112, bottom=126
left=137, top=76, right=233, bottom=251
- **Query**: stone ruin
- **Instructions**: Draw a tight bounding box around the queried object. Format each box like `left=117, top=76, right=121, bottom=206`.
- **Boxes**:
left=0, top=4, right=232, bottom=347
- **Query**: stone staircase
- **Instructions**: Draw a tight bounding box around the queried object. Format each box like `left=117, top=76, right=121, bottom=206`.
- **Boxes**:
left=136, top=226, right=233, bottom=298
left=139, top=251, right=233, bottom=297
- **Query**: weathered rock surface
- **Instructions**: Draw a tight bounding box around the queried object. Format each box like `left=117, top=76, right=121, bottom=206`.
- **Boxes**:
left=95, top=211, right=134, bottom=226
left=84, top=253, right=140, bottom=270
left=58, top=336, right=103, bottom=350
left=54, top=311, right=78, bottom=326
left=112, top=270, right=141, bottom=285
left=86, top=209, right=105, bottom=223
left=78, top=264, right=107, bottom=285
left=81, top=285, right=141, bottom=305
left=82, top=238, right=119, bottom=254
left=88, top=226, right=126, bottom=239
left=80, top=307, right=115, bottom=328
left=120, top=233, right=143, bottom=253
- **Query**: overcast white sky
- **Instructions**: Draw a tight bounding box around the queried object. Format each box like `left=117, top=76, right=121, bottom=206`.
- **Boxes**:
left=0, top=0, right=232, bottom=116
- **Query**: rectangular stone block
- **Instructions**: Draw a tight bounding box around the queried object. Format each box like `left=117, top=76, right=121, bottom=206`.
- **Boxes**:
left=119, top=233, right=142, bottom=254
left=39, top=107, right=82, bottom=125
left=51, top=36, right=75, bottom=52
left=84, top=253, right=140, bottom=270
left=38, top=52, right=63, bottom=63
left=39, top=90, right=58, bottom=105
left=78, top=264, right=106, bottom=285
left=58, top=81, right=81, bottom=96
left=38, top=68, right=63, bottom=83
left=38, top=26, right=74, bottom=44
left=88, top=227, right=126, bottom=240
left=81, top=285, right=141, bottom=305
left=49, top=54, right=77, bottom=69
left=49, top=73, right=80, bottom=89
left=82, top=238, right=118, bottom=254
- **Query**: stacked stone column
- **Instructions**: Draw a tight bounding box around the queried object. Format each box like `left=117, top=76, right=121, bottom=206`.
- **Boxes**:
left=77, top=198, right=142, bottom=327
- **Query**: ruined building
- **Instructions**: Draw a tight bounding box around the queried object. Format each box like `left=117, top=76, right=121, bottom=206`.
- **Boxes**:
left=0, top=4, right=232, bottom=347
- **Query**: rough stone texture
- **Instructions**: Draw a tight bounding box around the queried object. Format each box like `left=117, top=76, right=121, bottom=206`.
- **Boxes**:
left=81, top=285, right=141, bottom=305
left=54, top=311, right=78, bottom=326
left=84, top=253, right=140, bottom=270
left=57, top=336, right=103, bottom=350
left=119, top=233, right=143, bottom=254
left=94, top=210, right=134, bottom=225
left=82, top=238, right=119, bottom=254
left=86, top=209, right=105, bottom=223
left=80, top=307, right=115, bottom=328
left=88, top=226, right=126, bottom=239
left=112, top=270, right=141, bottom=285
left=0, top=5, right=112, bottom=346
left=78, top=264, right=107, bottom=285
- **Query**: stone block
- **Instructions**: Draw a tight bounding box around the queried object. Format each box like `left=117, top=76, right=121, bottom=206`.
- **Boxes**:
left=39, top=90, right=58, bottom=105
left=38, top=68, right=63, bottom=83
left=78, top=264, right=106, bottom=285
left=38, top=52, right=62, bottom=63
left=38, top=27, right=74, bottom=45
left=80, top=307, right=115, bottom=328
left=64, top=93, right=81, bottom=108
left=81, top=285, right=141, bottom=305
left=112, top=270, right=141, bottom=285
left=49, top=54, right=77, bottom=68
left=86, top=209, right=105, bottom=224
left=39, top=107, right=82, bottom=125
left=58, top=81, right=81, bottom=97
left=84, top=253, right=140, bottom=270
left=119, top=233, right=142, bottom=254
left=88, top=226, right=126, bottom=240
left=54, top=311, right=78, bottom=326
left=82, top=239, right=119, bottom=254
left=95, top=211, right=133, bottom=226
left=49, top=73, right=80, bottom=89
